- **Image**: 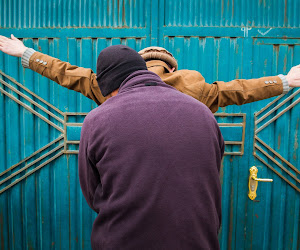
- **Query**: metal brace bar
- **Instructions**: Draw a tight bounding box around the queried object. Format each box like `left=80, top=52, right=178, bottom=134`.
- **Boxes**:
left=225, top=141, right=243, bottom=145
left=66, top=141, right=80, bottom=144
left=65, top=150, right=79, bottom=154
left=254, top=144, right=300, bottom=184
left=255, top=97, right=300, bottom=133
left=0, top=144, right=64, bottom=186
left=0, top=79, right=64, bottom=124
left=66, top=123, right=84, bottom=126
left=65, top=112, right=89, bottom=116
left=0, top=136, right=64, bottom=177
left=216, top=113, right=246, bottom=156
left=224, top=152, right=242, bottom=156
left=0, top=151, right=64, bottom=194
left=214, top=113, right=246, bottom=117
left=255, top=136, right=299, bottom=175
left=218, top=123, right=244, bottom=127
left=0, top=87, right=64, bottom=133
left=0, top=70, right=64, bottom=116
left=254, top=153, right=300, bottom=193
left=255, top=94, right=285, bottom=117
left=255, top=88, right=299, bottom=124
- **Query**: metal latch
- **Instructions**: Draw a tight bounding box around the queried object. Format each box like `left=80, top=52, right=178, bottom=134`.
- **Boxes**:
left=248, top=166, right=273, bottom=200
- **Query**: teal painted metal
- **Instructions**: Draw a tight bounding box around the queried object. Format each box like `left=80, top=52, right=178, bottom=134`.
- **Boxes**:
left=0, top=0, right=299, bottom=249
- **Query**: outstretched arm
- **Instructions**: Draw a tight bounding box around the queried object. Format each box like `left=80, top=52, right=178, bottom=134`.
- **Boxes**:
left=0, top=35, right=105, bottom=105
left=209, top=65, right=300, bottom=111
left=203, top=66, right=300, bottom=113
left=150, top=60, right=299, bottom=113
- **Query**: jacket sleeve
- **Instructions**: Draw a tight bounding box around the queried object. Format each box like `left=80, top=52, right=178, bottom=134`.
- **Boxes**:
left=200, top=76, right=284, bottom=113
left=78, top=117, right=101, bottom=213
left=23, top=50, right=106, bottom=105
left=148, top=63, right=285, bottom=113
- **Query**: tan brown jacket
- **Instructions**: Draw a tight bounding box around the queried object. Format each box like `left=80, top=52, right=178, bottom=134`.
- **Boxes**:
left=28, top=52, right=283, bottom=113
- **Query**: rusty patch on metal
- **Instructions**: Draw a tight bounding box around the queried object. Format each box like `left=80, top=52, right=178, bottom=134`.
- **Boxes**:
left=0, top=211, right=4, bottom=250
left=28, top=241, right=34, bottom=250
left=283, top=55, right=287, bottom=72
left=122, top=0, right=125, bottom=24
left=294, top=119, right=299, bottom=160
left=294, top=118, right=299, bottom=150
left=235, top=67, right=240, bottom=79
left=228, top=185, right=234, bottom=248
left=219, top=162, right=224, bottom=185
left=284, top=0, right=288, bottom=26
left=274, top=44, right=279, bottom=53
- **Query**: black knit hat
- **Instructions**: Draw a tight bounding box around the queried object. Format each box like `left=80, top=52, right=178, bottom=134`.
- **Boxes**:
left=96, top=45, right=147, bottom=97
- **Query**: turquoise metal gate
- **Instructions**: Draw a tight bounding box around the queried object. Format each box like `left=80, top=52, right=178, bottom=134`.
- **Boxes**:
left=0, top=0, right=299, bottom=249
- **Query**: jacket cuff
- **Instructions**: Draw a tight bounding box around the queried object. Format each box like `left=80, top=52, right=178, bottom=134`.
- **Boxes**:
left=278, top=74, right=290, bottom=94
left=21, top=48, right=36, bottom=68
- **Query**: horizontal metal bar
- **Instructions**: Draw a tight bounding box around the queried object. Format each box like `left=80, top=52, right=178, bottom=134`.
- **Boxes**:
left=256, top=88, right=299, bottom=124
left=65, top=150, right=79, bottom=154
left=255, top=136, right=300, bottom=175
left=0, top=136, right=64, bottom=177
left=0, top=151, right=64, bottom=194
left=0, top=87, right=64, bottom=133
left=66, top=141, right=80, bottom=144
left=224, top=152, right=242, bottom=156
left=162, top=27, right=300, bottom=38
left=256, top=97, right=300, bottom=133
left=66, top=123, right=83, bottom=126
left=1, top=27, right=299, bottom=39
left=225, top=141, right=242, bottom=145
left=241, top=115, right=246, bottom=155
left=0, top=28, right=149, bottom=39
left=254, top=144, right=300, bottom=184
left=0, top=70, right=64, bottom=116
left=254, top=38, right=300, bottom=45
left=65, top=112, right=89, bottom=115
left=254, top=153, right=300, bottom=193
left=0, top=79, right=64, bottom=124
left=218, top=123, right=244, bottom=127
left=214, top=113, right=245, bottom=117
left=0, top=144, right=64, bottom=186
left=67, top=145, right=242, bottom=154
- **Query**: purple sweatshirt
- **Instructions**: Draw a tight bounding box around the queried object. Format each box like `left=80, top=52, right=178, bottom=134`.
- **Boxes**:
left=79, top=70, right=224, bottom=250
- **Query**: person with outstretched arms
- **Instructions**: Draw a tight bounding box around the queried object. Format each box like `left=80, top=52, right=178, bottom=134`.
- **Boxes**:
left=0, top=34, right=299, bottom=112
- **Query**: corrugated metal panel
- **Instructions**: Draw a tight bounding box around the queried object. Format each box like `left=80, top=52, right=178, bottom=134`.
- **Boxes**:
left=163, top=37, right=245, bottom=83
left=162, top=34, right=300, bottom=250
left=186, top=37, right=297, bottom=250
left=0, top=36, right=149, bottom=250
left=164, top=0, right=300, bottom=27
left=0, top=0, right=147, bottom=28
left=0, top=1, right=299, bottom=250
left=250, top=42, right=300, bottom=250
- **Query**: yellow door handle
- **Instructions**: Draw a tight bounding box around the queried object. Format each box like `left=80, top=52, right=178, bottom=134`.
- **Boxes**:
left=248, top=166, right=273, bottom=200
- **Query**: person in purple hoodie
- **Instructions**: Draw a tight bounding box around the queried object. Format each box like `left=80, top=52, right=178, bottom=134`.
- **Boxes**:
left=78, top=45, right=224, bottom=250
